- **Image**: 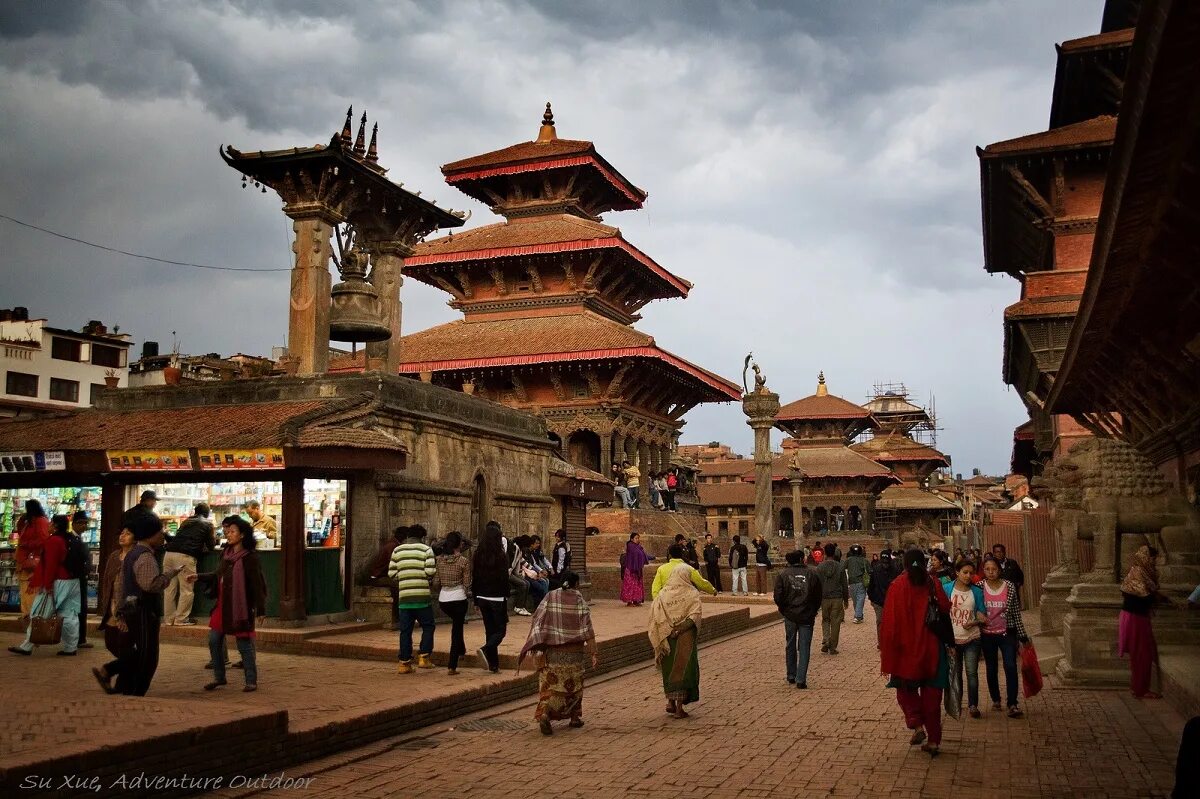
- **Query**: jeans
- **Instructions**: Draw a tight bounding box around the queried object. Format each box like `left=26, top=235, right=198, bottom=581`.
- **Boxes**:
left=19, top=581, right=81, bottom=653
left=784, top=620, right=814, bottom=685
left=209, top=630, right=257, bottom=686
left=398, top=604, right=436, bottom=661
left=628, top=487, right=639, bottom=508
left=849, top=582, right=867, bottom=621
left=439, top=599, right=469, bottom=670
left=614, top=486, right=630, bottom=507
left=820, top=597, right=845, bottom=651
left=475, top=598, right=508, bottom=671
left=730, top=567, right=748, bottom=594
left=528, top=578, right=550, bottom=607
left=507, top=574, right=530, bottom=611
left=955, top=639, right=981, bottom=708
left=981, top=632, right=1020, bottom=707
left=871, top=601, right=885, bottom=633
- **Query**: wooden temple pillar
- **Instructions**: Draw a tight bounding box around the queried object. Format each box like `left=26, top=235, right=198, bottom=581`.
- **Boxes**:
left=600, top=434, right=613, bottom=481
left=278, top=471, right=307, bottom=621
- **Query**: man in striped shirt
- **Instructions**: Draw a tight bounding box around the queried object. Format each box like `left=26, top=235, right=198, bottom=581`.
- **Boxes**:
left=387, top=525, right=437, bottom=674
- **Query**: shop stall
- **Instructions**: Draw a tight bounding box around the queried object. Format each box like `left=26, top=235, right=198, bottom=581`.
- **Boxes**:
left=0, top=394, right=407, bottom=621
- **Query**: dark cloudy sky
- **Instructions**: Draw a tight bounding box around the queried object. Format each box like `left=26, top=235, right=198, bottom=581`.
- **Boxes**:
left=0, top=0, right=1103, bottom=474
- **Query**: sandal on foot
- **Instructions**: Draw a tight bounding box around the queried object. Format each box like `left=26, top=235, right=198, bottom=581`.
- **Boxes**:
left=1007, top=706, right=1024, bottom=718
left=203, top=680, right=227, bottom=691
left=909, top=729, right=927, bottom=746
left=569, top=719, right=584, bottom=728
left=539, top=719, right=553, bottom=736
left=969, top=707, right=982, bottom=719
left=243, top=684, right=257, bottom=693
left=921, top=743, right=940, bottom=757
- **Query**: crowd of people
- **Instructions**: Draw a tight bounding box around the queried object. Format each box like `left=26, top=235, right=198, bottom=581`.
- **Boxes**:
left=610, top=461, right=685, bottom=511
left=9, top=494, right=1196, bottom=771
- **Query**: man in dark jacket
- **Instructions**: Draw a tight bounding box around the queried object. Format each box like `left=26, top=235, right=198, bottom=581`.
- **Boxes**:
left=774, top=549, right=823, bottom=688
left=162, top=503, right=215, bottom=626
left=702, top=534, right=723, bottom=593
left=816, top=543, right=849, bottom=654
left=728, top=535, right=750, bottom=596
left=992, top=544, right=1025, bottom=594
left=867, top=550, right=898, bottom=641
left=844, top=544, right=869, bottom=624
left=363, top=526, right=405, bottom=629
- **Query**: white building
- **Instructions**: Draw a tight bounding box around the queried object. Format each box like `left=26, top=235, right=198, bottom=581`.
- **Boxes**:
left=0, top=307, right=132, bottom=419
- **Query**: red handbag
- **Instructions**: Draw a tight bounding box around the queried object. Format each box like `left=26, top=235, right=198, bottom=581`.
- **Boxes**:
left=1020, top=643, right=1044, bottom=698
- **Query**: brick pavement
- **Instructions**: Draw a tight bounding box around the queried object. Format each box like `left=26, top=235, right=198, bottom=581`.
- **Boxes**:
left=0, top=600, right=777, bottom=796
left=243, top=614, right=1184, bottom=799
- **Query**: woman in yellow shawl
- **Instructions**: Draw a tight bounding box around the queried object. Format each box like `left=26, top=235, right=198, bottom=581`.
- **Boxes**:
left=648, top=562, right=709, bottom=719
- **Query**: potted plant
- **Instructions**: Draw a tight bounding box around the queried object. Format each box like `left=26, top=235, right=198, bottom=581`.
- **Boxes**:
left=162, top=359, right=182, bottom=385
left=103, top=369, right=121, bottom=389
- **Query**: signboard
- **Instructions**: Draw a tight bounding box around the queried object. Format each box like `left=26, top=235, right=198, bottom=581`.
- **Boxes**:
left=198, top=448, right=285, bottom=470
left=106, top=450, right=193, bottom=471
left=0, top=451, right=66, bottom=473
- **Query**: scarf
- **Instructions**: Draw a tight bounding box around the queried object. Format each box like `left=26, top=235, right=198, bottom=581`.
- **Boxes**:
left=623, top=541, right=648, bottom=575
left=224, top=546, right=252, bottom=629
left=647, top=564, right=703, bottom=665
left=517, top=588, right=594, bottom=671
left=1120, top=545, right=1159, bottom=598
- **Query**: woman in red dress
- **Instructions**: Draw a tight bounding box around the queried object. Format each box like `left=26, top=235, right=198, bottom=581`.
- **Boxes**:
left=880, top=549, right=951, bottom=756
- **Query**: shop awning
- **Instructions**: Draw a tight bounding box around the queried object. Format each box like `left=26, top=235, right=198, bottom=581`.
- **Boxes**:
left=0, top=394, right=407, bottom=476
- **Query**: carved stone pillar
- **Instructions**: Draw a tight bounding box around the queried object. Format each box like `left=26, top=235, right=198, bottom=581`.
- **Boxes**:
left=365, top=242, right=408, bottom=372
left=743, top=387, right=781, bottom=542
left=600, top=432, right=613, bottom=480
left=285, top=212, right=337, bottom=375
left=789, top=473, right=804, bottom=547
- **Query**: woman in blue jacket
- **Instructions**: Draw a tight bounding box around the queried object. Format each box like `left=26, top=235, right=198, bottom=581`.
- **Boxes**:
left=943, top=559, right=987, bottom=718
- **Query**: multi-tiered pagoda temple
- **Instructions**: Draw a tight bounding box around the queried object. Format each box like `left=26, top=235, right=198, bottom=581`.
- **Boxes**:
left=396, top=105, right=740, bottom=474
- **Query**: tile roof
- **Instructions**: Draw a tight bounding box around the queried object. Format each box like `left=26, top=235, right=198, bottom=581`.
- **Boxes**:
left=444, top=139, right=596, bottom=173
left=777, top=392, right=873, bottom=421
left=981, top=115, right=1116, bottom=157
left=962, top=475, right=1000, bottom=487
left=396, top=311, right=740, bottom=399
left=697, top=460, right=755, bottom=478
left=850, top=434, right=949, bottom=466
left=697, top=481, right=757, bottom=507
left=0, top=397, right=405, bottom=455
left=749, top=447, right=897, bottom=481
left=877, top=485, right=962, bottom=512
left=405, top=215, right=691, bottom=297
left=1004, top=297, right=1081, bottom=320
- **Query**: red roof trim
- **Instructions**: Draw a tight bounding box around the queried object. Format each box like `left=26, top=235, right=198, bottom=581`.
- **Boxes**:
left=445, top=155, right=645, bottom=205
left=398, top=346, right=740, bottom=399
left=403, top=236, right=692, bottom=295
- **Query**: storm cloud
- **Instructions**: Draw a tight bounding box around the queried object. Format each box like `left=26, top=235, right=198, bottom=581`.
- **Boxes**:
left=0, top=0, right=1103, bottom=473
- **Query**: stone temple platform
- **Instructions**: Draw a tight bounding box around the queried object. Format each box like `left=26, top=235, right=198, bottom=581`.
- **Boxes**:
left=0, top=599, right=778, bottom=797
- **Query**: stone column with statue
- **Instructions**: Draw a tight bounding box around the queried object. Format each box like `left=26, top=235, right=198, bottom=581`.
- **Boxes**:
left=741, top=354, right=781, bottom=544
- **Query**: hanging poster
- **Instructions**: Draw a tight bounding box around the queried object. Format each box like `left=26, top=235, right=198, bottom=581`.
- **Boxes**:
left=0, top=451, right=66, bottom=473
left=105, top=450, right=193, bottom=471
left=198, top=448, right=285, bottom=470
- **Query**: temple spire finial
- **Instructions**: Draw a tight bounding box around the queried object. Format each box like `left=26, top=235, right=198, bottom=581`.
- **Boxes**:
left=354, top=110, right=368, bottom=155
left=536, top=101, right=557, bottom=143
left=341, top=106, right=353, bottom=146
left=816, top=371, right=828, bottom=397
left=366, top=122, right=379, bottom=163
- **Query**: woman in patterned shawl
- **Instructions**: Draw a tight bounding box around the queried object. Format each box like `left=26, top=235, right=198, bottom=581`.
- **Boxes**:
left=518, top=571, right=598, bottom=735
left=648, top=563, right=705, bottom=719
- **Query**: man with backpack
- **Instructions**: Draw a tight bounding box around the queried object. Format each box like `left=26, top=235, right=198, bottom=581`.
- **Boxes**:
left=773, top=549, right=823, bottom=688
left=8, top=513, right=90, bottom=656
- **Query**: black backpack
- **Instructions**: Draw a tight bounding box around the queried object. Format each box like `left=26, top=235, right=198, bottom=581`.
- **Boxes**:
left=60, top=533, right=89, bottom=580
left=784, top=569, right=812, bottom=610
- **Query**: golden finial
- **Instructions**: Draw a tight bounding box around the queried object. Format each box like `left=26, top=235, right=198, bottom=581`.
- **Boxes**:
left=536, top=101, right=557, bottom=143
left=816, top=371, right=828, bottom=397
